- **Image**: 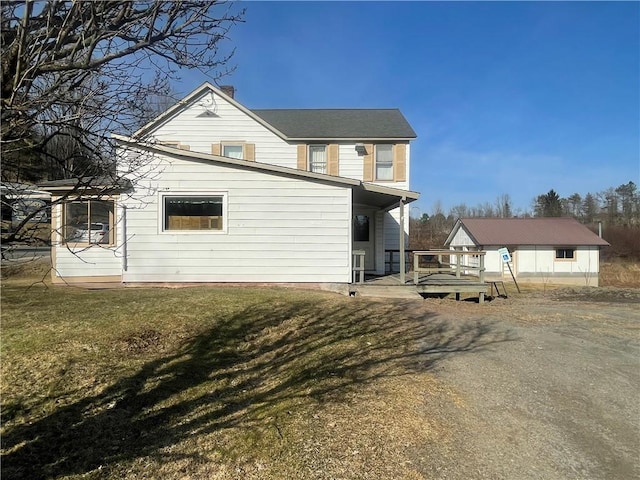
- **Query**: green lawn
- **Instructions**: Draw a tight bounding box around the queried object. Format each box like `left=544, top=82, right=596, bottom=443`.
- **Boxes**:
left=1, top=277, right=501, bottom=479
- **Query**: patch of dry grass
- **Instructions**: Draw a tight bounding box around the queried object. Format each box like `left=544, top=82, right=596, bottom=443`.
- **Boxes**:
left=600, top=260, right=640, bottom=288
left=1, top=278, right=510, bottom=479
left=0, top=257, right=51, bottom=282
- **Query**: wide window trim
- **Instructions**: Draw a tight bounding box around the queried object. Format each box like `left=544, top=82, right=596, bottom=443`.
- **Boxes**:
left=62, top=199, right=116, bottom=246
left=159, top=192, right=228, bottom=234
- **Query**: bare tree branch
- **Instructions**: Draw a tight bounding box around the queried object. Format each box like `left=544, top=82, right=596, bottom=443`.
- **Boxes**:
left=1, top=0, right=244, bottom=246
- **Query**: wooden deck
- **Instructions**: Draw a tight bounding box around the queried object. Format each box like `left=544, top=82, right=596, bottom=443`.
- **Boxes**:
left=351, top=250, right=490, bottom=302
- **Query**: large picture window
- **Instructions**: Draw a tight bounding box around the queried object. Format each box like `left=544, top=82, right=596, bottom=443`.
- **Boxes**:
left=163, top=195, right=225, bottom=231
left=63, top=200, right=115, bottom=245
left=375, top=144, right=393, bottom=180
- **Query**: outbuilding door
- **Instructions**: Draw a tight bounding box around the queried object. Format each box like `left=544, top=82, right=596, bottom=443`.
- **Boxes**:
left=353, top=209, right=375, bottom=271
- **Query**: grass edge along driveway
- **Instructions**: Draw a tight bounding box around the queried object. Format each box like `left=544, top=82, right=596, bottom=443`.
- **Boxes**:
left=1, top=284, right=513, bottom=480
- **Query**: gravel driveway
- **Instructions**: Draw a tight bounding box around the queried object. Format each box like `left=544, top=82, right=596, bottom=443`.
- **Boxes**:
left=413, top=289, right=640, bottom=480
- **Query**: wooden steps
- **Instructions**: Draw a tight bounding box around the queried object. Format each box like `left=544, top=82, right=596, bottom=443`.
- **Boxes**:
left=350, top=284, right=424, bottom=299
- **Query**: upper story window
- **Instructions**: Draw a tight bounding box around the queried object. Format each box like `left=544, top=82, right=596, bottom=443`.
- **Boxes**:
left=212, top=143, right=255, bottom=161
left=309, top=145, right=327, bottom=173
left=375, top=144, right=393, bottom=180
left=223, top=144, right=244, bottom=159
left=63, top=200, right=115, bottom=245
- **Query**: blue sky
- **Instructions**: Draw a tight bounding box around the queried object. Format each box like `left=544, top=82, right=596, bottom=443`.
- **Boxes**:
left=176, top=1, right=639, bottom=216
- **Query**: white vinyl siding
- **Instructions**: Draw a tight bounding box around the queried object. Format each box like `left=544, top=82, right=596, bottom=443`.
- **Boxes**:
left=147, top=90, right=411, bottom=191
left=149, top=91, right=297, bottom=169
left=120, top=152, right=352, bottom=283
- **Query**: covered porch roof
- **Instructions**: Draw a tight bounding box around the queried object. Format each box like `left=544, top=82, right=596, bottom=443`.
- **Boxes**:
left=352, top=183, right=418, bottom=210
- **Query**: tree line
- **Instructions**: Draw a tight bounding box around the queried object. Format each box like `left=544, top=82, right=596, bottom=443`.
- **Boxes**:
left=410, top=182, right=640, bottom=259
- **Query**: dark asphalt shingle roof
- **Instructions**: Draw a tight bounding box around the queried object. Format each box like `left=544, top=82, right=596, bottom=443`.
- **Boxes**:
left=38, top=176, right=132, bottom=192
left=251, top=109, right=417, bottom=139
left=454, top=217, right=610, bottom=246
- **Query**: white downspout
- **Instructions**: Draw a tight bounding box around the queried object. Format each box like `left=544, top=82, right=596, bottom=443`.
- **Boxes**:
left=121, top=205, right=127, bottom=272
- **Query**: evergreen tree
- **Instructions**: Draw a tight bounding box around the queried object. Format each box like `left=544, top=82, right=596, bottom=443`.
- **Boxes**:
left=535, top=189, right=563, bottom=217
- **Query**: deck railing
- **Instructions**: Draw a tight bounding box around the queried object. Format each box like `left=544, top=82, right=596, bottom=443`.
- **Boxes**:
left=352, top=249, right=366, bottom=284
left=384, top=249, right=414, bottom=274
left=412, top=250, right=486, bottom=285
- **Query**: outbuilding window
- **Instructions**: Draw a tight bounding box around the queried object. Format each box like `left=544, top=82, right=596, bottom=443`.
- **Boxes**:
left=555, top=248, right=575, bottom=260
left=63, top=200, right=115, bottom=245
left=163, top=195, right=226, bottom=232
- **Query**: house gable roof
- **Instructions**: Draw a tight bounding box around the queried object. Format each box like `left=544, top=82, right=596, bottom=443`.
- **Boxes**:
left=251, top=109, right=416, bottom=140
left=133, top=82, right=416, bottom=141
left=113, top=136, right=419, bottom=210
left=133, top=82, right=289, bottom=140
left=445, top=217, right=610, bottom=247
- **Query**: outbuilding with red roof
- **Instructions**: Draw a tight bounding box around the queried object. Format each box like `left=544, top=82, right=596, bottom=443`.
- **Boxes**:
left=444, top=217, right=610, bottom=286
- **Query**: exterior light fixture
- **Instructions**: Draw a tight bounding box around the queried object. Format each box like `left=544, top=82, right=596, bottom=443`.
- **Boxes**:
left=355, top=143, right=366, bottom=155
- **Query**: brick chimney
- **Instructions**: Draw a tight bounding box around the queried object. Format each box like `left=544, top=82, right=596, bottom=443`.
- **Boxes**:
left=220, top=85, right=235, bottom=99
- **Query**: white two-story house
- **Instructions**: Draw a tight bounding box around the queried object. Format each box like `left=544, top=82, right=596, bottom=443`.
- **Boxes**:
left=42, top=83, right=419, bottom=285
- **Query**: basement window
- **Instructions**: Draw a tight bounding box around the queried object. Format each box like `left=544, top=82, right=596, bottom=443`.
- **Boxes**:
left=555, top=248, right=575, bottom=260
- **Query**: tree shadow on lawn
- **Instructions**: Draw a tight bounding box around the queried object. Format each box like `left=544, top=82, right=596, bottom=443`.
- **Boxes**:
left=2, top=296, right=515, bottom=479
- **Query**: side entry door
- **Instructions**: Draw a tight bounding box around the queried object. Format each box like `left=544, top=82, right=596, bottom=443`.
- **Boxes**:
left=353, top=210, right=375, bottom=271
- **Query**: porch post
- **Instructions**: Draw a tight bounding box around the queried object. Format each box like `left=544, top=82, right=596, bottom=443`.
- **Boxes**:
left=399, top=197, right=406, bottom=284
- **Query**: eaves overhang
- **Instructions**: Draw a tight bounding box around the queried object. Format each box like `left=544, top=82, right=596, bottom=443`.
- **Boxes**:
left=113, top=135, right=419, bottom=211
left=38, top=176, right=133, bottom=195
left=285, top=137, right=416, bottom=142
